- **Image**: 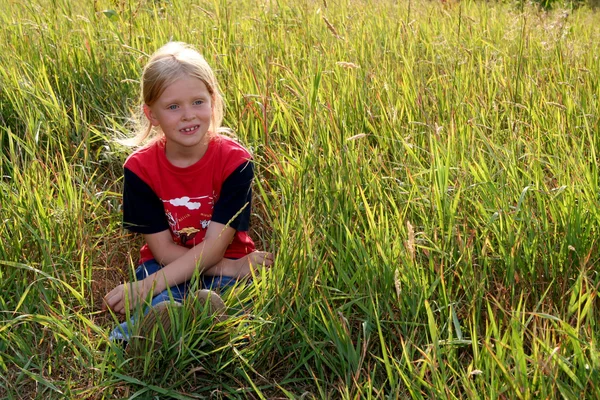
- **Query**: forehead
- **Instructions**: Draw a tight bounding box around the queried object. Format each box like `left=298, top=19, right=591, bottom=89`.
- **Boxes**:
left=159, top=75, right=211, bottom=102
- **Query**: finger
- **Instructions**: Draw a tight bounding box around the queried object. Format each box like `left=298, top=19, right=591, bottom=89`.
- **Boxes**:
left=109, top=290, right=130, bottom=312
left=104, top=295, right=115, bottom=311
left=119, top=297, right=133, bottom=314
left=263, top=253, right=274, bottom=265
left=261, top=252, right=273, bottom=261
left=114, top=300, right=125, bottom=315
left=102, top=296, right=113, bottom=311
left=104, top=285, right=124, bottom=306
left=106, top=292, right=123, bottom=311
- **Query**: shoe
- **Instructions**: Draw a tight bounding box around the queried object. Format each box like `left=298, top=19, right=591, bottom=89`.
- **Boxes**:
left=133, top=300, right=182, bottom=348
left=194, top=289, right=227, bottom=322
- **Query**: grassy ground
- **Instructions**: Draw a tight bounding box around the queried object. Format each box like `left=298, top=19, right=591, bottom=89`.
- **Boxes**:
left=1, top=0, right=600, bottom=398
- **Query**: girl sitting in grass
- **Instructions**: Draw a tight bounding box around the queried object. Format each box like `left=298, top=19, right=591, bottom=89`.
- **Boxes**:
left=103, top=41, right=273, bottom=343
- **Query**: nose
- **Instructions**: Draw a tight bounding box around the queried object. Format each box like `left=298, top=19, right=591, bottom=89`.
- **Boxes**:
left=181, top=106, right=195, bottom=121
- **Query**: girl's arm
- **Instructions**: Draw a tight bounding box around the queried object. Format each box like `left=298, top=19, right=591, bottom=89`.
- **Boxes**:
left=142, top=220, right=235, bottom=293
left=143, top=230, right=187, bottom=264
left=140, top=229, right=247, bottom=277
left=103, top=221, right=236, bottom=314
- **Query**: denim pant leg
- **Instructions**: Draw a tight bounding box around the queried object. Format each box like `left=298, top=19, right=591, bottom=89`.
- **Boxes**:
left=138, top=260, right=189, bottom=306
left=108, top=259, right=190, bottom=342
left=201, top=275, right=243, bottom=291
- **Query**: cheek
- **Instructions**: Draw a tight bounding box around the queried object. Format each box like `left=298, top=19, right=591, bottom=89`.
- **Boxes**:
left=200, top=105, right=213, bottom=120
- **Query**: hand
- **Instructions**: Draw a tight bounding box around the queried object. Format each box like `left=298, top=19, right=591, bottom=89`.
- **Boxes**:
left=248, top=251, right=274, bottom=268
left=199, top=251, right=274, bottom=278
left=103, top=280, right=151, bottom=315
left=236, top=251, right=274, bottom=278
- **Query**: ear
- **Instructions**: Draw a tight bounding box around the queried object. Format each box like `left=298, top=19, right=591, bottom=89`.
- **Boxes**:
left=143, top=104, right=160, bottom=127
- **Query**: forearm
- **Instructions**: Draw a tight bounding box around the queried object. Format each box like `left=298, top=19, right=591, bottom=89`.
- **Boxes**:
left=104, top=248, right=273, bottom=314
left=203, top=257, right=243, bottom=277
left=145, top=238, right=226, bottom=294
left=151, top=240, right=189, bottom=266
left=152, top=239, right=236, bottom=276
left=204, top=251, right=274, bottom=278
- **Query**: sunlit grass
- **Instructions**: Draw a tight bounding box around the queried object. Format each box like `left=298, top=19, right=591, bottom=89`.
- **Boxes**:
left=1, top=0, right=599, bottom=397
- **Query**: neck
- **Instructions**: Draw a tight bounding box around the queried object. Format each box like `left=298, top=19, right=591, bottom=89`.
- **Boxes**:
left=164, top=137, right=210, bottom=168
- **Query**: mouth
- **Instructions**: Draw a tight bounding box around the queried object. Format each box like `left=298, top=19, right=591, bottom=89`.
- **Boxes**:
left=180, top=125, right=200, bottom=134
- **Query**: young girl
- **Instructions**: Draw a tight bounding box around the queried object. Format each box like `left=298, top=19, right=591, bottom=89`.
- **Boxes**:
left=104, top=42, right=273, bottom=342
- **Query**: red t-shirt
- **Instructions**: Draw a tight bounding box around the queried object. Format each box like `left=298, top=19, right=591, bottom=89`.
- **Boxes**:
left=122, top=134, right=256, bottom=264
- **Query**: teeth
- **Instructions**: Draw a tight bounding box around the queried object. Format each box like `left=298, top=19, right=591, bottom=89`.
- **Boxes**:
left=182, top=126, right=198, bottom=132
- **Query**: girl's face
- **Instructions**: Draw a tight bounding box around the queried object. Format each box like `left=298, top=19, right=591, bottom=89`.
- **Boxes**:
left=143, top=75, right=213, bottom=163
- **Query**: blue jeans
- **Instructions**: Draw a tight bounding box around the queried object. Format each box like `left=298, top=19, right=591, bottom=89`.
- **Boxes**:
left=108, top=259, right=240, bottom=342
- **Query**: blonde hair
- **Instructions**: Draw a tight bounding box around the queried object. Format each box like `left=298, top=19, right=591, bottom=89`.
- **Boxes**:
left=125, top=42, right=227, bottom=146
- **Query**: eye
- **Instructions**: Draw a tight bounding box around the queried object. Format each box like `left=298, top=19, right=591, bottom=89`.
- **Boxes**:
left=193, top=100, right=204, bottom=105
left=167, top=104, right=179, bottom=110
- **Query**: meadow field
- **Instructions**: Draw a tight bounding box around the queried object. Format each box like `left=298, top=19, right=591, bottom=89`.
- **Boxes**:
left=1, top=0, right=600, bottom=398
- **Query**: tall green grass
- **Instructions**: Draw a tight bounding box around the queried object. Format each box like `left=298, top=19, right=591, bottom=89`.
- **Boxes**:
left=1, top=0, right=599, bottom=397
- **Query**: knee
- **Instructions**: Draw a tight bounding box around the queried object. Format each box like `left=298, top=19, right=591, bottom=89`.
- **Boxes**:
left=150, top=291, right=172, bottom=306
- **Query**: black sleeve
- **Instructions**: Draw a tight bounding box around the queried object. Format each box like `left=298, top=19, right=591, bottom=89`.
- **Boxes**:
left=122, top=167, right=169, bottom=234
left=211, top=161, right=253, bottom=231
